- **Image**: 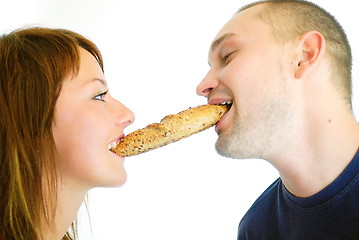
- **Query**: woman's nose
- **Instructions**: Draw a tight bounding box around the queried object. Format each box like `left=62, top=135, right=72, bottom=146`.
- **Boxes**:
left=121, top=107, right=135, bottom=128
left=196, top=69, right=219, bottom=97
left=113, top=100, right=135, bottom=128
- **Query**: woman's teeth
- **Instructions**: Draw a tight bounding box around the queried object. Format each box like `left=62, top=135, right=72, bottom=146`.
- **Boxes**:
left=108, top=141, right=120, bottom=150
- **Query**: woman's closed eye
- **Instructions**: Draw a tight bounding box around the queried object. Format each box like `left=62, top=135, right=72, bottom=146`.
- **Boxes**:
left=94, top=90, right=108, bottom=102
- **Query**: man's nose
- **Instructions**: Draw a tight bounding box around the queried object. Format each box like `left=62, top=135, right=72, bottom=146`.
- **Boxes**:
left=196, top=69, right=219, bottom=97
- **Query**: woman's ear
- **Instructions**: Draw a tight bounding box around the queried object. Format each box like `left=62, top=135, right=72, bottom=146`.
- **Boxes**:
left=295, top=31, right=326, bottom=79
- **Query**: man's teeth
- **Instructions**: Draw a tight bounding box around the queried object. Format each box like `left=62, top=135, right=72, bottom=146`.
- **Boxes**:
left=218, top=101, right=233, bottom=106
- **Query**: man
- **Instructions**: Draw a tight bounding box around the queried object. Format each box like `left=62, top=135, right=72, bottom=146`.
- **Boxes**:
left=196, top=0, right=359, bottom=239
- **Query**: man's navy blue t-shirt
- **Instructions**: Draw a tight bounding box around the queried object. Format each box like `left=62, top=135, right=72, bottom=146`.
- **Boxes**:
left=238, top=150, right=359, bottom=240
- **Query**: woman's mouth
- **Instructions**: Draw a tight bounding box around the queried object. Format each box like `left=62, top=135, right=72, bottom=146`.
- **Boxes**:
left=107, top=137, right=124, bottom=151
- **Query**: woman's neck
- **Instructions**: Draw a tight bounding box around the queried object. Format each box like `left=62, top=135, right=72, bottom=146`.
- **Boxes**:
left=42, top=178, right=88, bottom=239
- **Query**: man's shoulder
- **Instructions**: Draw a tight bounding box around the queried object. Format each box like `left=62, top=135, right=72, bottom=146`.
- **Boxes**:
left=237, top=153, right=359, bottom=240
left=239, top=178, right=282, bottom=226
left=237, top=178, right=283, bottom=239
left=245, top=177, right=282, bottom=213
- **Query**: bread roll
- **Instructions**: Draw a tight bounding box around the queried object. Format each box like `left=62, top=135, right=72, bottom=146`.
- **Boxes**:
left=111, top=104, right=230, bottom=156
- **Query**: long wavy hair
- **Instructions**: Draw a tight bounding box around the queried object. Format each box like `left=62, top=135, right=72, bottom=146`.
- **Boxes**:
left=0, top=27, right=103, bottom=240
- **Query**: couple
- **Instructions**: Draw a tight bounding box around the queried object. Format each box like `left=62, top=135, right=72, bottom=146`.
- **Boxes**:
left=1, top=0, right=358, bottom=239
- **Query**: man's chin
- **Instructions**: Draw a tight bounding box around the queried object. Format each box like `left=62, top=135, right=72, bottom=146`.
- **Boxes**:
left=215, top=139, right=236, bottom=159
left=215, top=137, right=251, bottom=160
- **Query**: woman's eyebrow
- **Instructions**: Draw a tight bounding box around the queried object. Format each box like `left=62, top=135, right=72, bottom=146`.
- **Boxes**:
left=90, top=78, right=108, bottom=88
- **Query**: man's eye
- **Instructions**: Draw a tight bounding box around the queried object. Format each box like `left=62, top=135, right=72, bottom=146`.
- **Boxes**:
left=94, top=91, right=108, bottom=102
left=223, top=52, right=234, bottom=64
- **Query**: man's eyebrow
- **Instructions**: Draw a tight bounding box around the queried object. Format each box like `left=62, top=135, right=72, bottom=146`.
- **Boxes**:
left=210, top=33, right=236, bottom=51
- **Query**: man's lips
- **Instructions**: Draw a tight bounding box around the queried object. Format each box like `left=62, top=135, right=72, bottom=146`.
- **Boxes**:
left=208, top=98, right=233, bottom=106
left=208, top=98, right=233, bottom=118
left=215, top=110, right=229, bottom=132
left=208, top=98, right=233, bottom=132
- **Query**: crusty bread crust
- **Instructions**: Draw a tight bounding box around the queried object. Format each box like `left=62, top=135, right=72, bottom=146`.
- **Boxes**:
left=112, top=104, right=230, bottom=156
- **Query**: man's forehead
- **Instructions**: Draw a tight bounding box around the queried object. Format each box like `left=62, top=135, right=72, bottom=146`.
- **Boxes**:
left=210, top=4, right=265, bottom=49
left=210, top=33, right=236, bottom=51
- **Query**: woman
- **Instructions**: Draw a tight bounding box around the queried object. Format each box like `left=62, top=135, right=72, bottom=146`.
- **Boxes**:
left=0, top=27, right=135, bottom=239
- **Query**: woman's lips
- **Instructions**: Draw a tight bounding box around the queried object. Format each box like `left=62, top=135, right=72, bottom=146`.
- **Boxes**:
left=108, top=134, right=125, bottom=151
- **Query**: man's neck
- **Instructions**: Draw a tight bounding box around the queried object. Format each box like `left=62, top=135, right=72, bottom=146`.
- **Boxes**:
left=271, top=103, right=359, bottom=198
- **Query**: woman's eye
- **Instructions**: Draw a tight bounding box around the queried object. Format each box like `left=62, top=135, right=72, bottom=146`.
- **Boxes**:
left=94, top=91, right=108, bottom=102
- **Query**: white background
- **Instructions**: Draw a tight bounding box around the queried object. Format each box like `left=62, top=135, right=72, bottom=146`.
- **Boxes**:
left=1, top=1, right=358, bottom=239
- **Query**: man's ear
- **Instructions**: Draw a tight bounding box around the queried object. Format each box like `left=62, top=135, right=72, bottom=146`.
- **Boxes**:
left=294, top=31, right=326, bottom=79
